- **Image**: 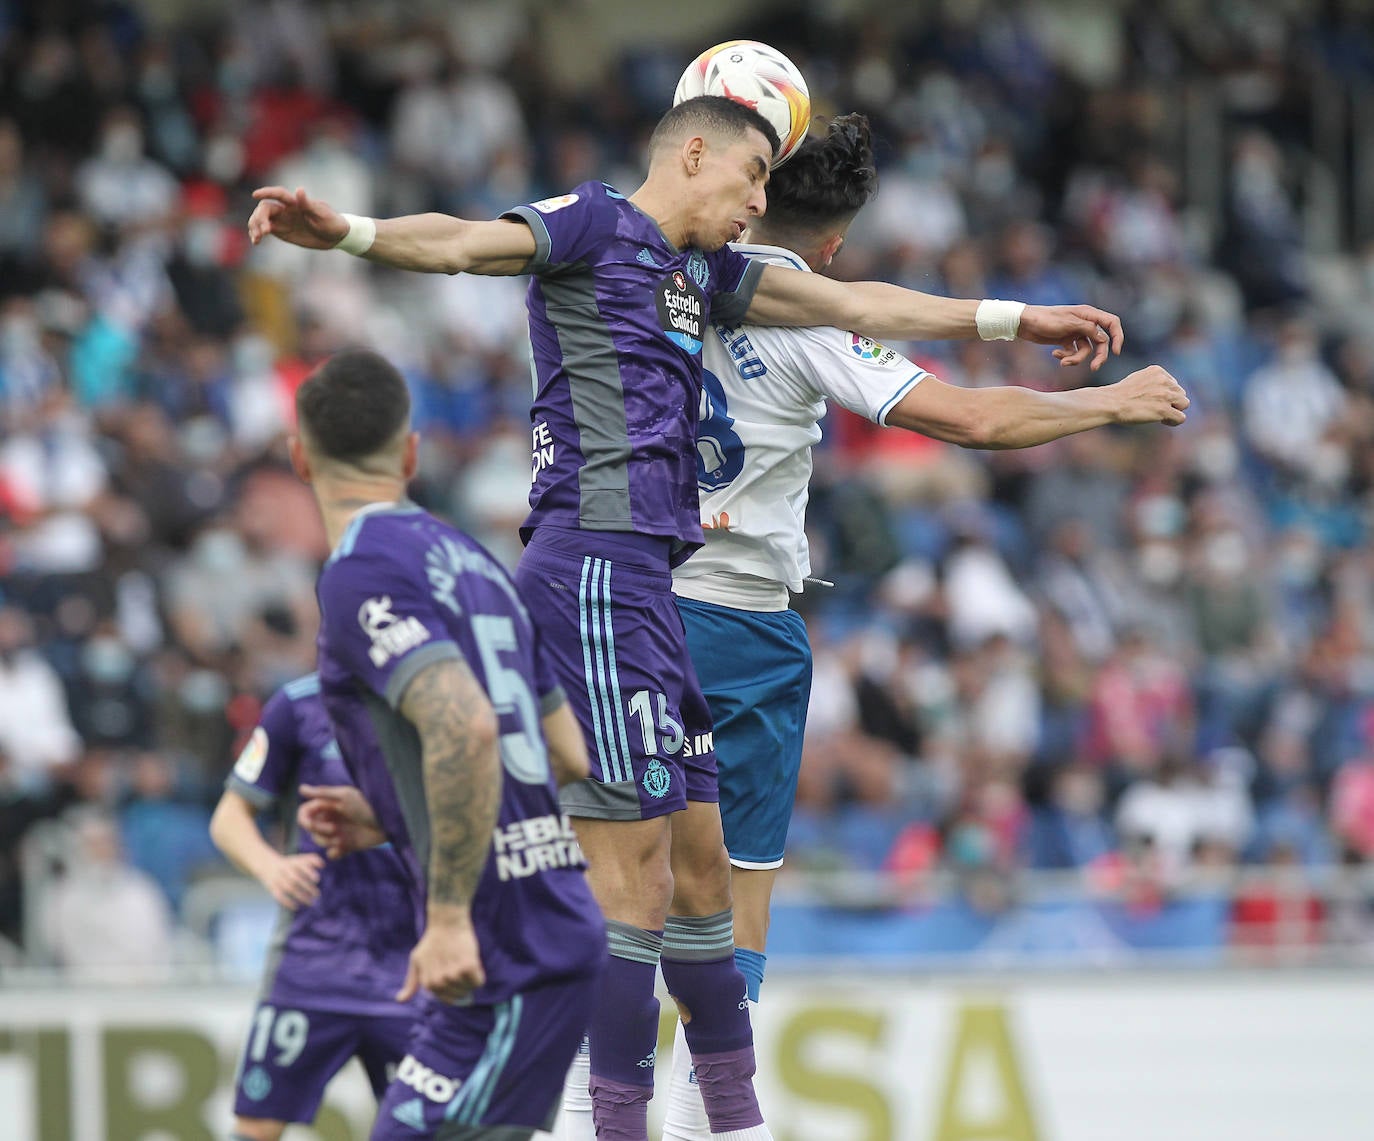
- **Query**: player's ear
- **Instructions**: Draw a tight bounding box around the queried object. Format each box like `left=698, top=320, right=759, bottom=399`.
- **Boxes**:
left=288, top=435, right=313, bottom=483
left=821, top=232, right=845, bottom=268
left=402, top=431, right=420, bottom=480
left=682, top=135, right=706, bottom=176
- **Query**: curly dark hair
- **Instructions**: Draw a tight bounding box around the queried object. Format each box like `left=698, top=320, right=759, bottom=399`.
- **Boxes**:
left=764, top=112, right=878, bottom=229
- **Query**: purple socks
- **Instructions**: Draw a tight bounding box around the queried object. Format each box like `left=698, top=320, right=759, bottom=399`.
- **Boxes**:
left=660, top=910, right=764, bottom=1133
left=589, top=920, right=663, bottom=1141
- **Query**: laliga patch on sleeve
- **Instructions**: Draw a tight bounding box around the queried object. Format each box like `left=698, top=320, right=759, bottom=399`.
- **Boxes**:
left=234, top=727, right=269, bottom=783
left=849, top=332, right=900, bottom=366
left=530, top=193, right=580, bottom=214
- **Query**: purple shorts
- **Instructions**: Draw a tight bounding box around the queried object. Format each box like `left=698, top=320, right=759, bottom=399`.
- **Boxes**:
left=232, top=1003, right=412, bottom=1123
left=515, top=527, right=718, bottom=821
left=370, top=975, right=599, bottom=1138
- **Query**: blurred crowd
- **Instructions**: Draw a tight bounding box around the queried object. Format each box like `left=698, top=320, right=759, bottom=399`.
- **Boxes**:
left=4, top=0, right=1374, bottom=969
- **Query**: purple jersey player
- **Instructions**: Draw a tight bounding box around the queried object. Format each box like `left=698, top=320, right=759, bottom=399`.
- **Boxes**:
left=286, top=347, right=605, bottom=1141
left=210, top=677, right=418, bottom=1141
left=249, top=94, right=1127, bottom=1141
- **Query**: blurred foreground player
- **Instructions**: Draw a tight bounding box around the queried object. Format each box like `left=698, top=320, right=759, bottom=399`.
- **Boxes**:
left=211, top=677, right=418, bottom=1141
left=289, top=347, right=605, bottom=1140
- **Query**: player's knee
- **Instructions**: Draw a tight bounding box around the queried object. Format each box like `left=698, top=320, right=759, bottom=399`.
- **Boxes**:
left=232, top=1118, right=285, bottom=1141
left=670, top=847, right=733, bottom=914
left=586, top=843, right=674, bottom=923
left=644, top=856, right=677, bottom=915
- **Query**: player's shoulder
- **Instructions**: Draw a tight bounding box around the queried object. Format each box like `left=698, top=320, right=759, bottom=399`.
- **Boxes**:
left=522, top=181, right=620, bottom=220
left=318, top=505, right=438, bottom=604
left=728, top=241, right=811, bottom=273
left=326, top=503, right=433, bottom=567
left=280, top=672, right=321, bottom=705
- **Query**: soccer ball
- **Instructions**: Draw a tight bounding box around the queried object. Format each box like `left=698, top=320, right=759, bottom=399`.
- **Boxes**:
left=674, top=40, right=811, bottom=167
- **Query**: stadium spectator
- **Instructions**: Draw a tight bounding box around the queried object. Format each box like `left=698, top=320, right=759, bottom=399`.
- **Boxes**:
left=0, top=606, right=82, bottom=786
left=42, top=808, right=174, bottom=979
left=4, top=0, right=1374, bottom=966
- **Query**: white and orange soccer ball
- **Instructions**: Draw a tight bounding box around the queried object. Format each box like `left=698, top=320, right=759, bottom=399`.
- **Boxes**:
left=673, top=40, right=811, bottom=167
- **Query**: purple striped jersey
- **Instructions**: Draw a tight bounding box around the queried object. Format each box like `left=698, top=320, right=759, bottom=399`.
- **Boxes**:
left=315, top=503, right=606, bottom=1002
left=225, top=675, right=418, bottom=1015
left=503, top=181, right=764, bottom=561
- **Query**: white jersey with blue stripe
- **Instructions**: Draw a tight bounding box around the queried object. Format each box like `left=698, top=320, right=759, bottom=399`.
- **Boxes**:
left=672, top=242, right=930, bottom=604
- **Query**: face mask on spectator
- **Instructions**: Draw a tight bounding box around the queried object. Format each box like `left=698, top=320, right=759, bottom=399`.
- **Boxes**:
left=1310, top=440, right=1350, bottom=487
left=1203, top=531, right=1248, bottom=577
left=83, top=636, right=134, bottom=684
left=183, top=219, right=222, bottom=267
left=1276, top=537, right=1323, bottom=588
left=1138, top=541, right=1182, bottom=586
left=180, top=668, right=229, bottom=713
left=101, top=123, right=143, bottom=163
left=204, top=133, right=244, bottom=184
left=1193, top=433, right=1239, bottom=482
left=0, top=311, right=39, bottom=357
left=197, top=528, right=245, bottom=574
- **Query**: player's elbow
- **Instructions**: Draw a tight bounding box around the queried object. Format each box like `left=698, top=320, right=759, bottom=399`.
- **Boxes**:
left=439, top=219, right=498, bottom=275
left=207, top=797, right=238, bottom=855
left=439, top=245, right=473, bottom=275
left=890, top=406, right=993, bottom=449
left=208, top=809, right=227, bottom=855
left=465, top=704, right=501, bottom=755
left=949, top=414, right=999, bottom=449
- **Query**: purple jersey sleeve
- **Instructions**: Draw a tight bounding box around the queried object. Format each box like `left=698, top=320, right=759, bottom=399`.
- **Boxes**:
left=707, top=243, right=766, bottom=326
left=501, top=182, right=614, bottom=274
left=225, top=689, right=300, bottom=810
left=317, top=550, right=466, bottom=710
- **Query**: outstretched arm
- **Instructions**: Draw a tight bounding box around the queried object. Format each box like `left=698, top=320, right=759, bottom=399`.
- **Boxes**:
left=887, top=365, right=1189, bottom=449
left=393, top=656, right=501, bottom=1003
left=745, top=265, right=1124, bottom=370
left=247, top=186, right=536, bottom=275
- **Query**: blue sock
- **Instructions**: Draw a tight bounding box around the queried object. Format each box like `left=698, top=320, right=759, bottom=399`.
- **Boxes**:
left=734, top=947, right=766, bottom=1003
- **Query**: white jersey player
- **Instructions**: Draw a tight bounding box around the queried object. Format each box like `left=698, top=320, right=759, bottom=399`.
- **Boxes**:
left=660, top=113, right=1190, bottom=1141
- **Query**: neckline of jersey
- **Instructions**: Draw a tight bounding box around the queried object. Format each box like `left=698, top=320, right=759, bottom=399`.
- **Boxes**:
left=327, top=499, right=423, bottom=564
left=621, top=189, right=684, bottom=256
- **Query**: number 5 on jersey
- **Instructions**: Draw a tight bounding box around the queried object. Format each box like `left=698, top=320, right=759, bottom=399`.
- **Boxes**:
left=472, top=613, right=552, bottom=785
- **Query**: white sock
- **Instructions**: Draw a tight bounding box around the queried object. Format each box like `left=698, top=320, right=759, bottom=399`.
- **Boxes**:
left=710, top=1129, right=774, bottom=1141
left=662, top=1018, right=711, bottom=1141
left=549, top=1036, right=595, bottom=1141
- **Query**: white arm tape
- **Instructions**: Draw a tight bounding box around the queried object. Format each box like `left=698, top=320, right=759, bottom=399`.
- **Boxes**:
left=335, top=213, right=377, bottom=256
left=976, top=298, right=1025, bottom=341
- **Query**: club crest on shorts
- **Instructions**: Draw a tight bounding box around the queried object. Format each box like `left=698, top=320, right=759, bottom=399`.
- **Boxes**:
left=242, top=1065, right=272, bottom=1100
left=643, top=758, right=672, bottom=799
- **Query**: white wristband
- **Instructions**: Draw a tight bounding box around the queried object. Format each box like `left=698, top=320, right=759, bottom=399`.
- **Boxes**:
left=976, top=298, right=1025, bottom=341
left=335, top=213, right=377, bottom=256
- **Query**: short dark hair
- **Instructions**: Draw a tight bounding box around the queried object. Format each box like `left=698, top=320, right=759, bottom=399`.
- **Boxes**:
left=295, top=348, right=410, bottom=462
left=764, top=112, right=878, bottom=230
left=649, top=95, right=781, bottom=161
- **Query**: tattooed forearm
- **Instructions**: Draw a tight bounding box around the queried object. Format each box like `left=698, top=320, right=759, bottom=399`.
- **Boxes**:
left=399, top=657, right=501, bottom=909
